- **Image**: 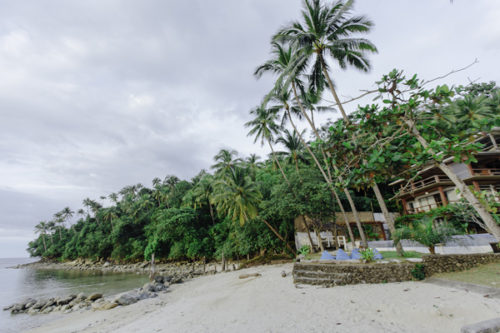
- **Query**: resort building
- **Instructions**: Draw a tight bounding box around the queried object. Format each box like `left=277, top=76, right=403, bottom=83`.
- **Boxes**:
left=389, top=129, right=500, bottom=215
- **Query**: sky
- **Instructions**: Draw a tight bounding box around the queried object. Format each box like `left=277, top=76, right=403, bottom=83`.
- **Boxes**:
left=1, top=0, right=499, bottom=257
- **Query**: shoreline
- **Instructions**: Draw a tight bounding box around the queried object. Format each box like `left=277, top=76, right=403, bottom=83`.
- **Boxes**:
left=23, top=263, right=500, bottom=333
left=12, top=258, right=238, bottom=277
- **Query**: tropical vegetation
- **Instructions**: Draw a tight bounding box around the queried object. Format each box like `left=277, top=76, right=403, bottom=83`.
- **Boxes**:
left=28, top=0, right=500, bottom=262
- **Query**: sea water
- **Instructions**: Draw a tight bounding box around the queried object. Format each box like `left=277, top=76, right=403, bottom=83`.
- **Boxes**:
left=0, top=258, right=149, bottom=333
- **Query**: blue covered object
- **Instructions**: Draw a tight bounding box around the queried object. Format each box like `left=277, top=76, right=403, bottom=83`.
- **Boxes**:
left=373, top=248, right=384, bottom=260
left=320, top=251, right=336, bottom=260
left=336, top=248, right=351, bottom=260
left=351, top=248, right=362, bottom=259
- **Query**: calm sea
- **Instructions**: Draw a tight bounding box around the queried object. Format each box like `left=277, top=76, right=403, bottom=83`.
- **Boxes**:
left=0, top=258, right=149, bottom=333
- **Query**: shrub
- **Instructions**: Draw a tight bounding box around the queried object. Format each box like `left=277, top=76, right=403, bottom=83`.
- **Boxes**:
left=360, top=248, right=375, bottom=263
left=411, top=263, right=426, bottom=280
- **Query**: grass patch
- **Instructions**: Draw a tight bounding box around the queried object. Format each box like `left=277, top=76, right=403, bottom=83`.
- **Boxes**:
left=433, top=262, right=500, bottom=289
left=380, top=251, right=423, bottom=259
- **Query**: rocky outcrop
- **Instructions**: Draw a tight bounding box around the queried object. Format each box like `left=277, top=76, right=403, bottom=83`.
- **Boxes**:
left=3, top=275, right=179, bottom=316
left=12, top=259, right=233, bottom=276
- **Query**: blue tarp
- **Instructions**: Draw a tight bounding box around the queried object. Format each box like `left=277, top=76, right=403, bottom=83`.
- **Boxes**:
left=320, top=251, right=336, bottom=260
left=336, top=248, right=351, bottom=260
left=373, top=248, right=383, bottom=260
left=351, top=248, right=362, bottom=259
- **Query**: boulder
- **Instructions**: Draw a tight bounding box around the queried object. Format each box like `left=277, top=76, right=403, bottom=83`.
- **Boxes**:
left=57, top=295, right=76, bottom=305
left=142, top=282, right=156, bottom=292
left=88, top=293, right=103, bottom=301
left=76, top=292, right=87, bottom=301
left=32, top=300, right=47, bottom=310
left=98, top=302, right=118, bottom=310
left=114, top=292, right=140, bottom=306
left=154, top=276, right=164, bottom=284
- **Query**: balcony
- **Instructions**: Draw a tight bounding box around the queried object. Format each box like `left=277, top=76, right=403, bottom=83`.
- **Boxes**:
left=398, top=175, right=452, bottom=196
left=470, top=168, right=500, bottom=176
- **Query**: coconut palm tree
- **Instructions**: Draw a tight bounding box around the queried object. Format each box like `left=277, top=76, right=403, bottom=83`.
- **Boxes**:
left=34, top=221, right=49, bottom=252
left=276, top=129, right=308, bottom=173
left=211, top=167, right=296, bottom=255
left=211, top=149, right=242, bottom=176
left=245, top=106, right=290, bottom=184
left=274, top=0, right=377, bottom=121
left=255, top=42, right=362, bottom=247
left=191, top=174, right=217, bottom=224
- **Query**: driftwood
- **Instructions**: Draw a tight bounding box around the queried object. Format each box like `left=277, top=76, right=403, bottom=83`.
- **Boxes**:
left=238, top=273, right=262, bottom=279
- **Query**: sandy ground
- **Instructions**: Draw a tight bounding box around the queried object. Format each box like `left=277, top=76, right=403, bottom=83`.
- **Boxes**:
left=25, top=263, right=500, bottom=333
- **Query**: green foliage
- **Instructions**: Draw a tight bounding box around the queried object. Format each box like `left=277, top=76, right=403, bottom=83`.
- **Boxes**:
left=298, top=245, right=311, bottom=256
left=393, top=217, right=460, bottom=254
left=411, top=263, right=426, bottom=280
left=360, top=248, right=375, bottom=263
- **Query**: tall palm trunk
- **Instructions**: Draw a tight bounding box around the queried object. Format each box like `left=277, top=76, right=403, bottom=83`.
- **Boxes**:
left=406, top=119, right=500, bottom=241
left=261, top=218, right=297, bottom=255
left=208, top=201, right=216, bottom=225
left=41, top=233, right=47, bottom=252
left=372, top=183, right=404, bottom=255
left=285, top=105, right=356, bottom=248
left=319, top=56, right=397, bottom=250
left=268, top=139, right=290, bottom=186
left=292, top=81, right=367, bottom=247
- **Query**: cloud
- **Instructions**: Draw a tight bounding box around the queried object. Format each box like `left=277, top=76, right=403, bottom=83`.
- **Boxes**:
left=1, top=0, right=500, bottom=256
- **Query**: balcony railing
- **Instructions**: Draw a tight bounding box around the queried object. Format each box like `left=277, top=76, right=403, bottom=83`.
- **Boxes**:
left=402, top=175, right=451, bottom=193
left=471, top=168, right=500, bottom=176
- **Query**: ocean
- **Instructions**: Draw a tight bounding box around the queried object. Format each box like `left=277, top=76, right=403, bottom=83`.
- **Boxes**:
left=0, top=258, right=149, bottom=333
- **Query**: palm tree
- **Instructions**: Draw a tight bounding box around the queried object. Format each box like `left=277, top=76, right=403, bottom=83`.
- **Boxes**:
left=191, top=174, right=217, bottom=224
left=276, top=129, right=307, bottom=173
left=245, top=106, right=290, bottom=184
left=255, top=43, right=360, bottom=247
left=274, top=0, right=377, bottom=121
left=34, top=221, right=49, bottom=252
left=211, top=167, right=296, bottom=255
left=244, top=154, right=264, bottom=181
left=211, top=149, right=242, bottom=176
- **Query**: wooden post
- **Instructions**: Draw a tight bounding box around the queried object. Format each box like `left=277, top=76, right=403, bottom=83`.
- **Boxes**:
left=149, top=252, right=155, bottom=281
left=401, top=198, right=409, bottom=215
left=438, top=186, right=448, bottom=206
left=221, top=252, right=225, bottom=272
left=473, top=181, right=480, bottom=192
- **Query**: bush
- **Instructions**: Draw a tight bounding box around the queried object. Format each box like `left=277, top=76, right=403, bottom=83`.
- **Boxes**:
left=360, top=248, right=375, bottom=263
left=411, top=263, right=426, bottom=280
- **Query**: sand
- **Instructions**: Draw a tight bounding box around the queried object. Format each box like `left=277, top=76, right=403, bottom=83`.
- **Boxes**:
left=25, top=263, right=500, bottom=333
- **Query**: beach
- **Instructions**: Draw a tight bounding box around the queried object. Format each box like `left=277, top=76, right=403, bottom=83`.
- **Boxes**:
left=24, top=263, right=500, bottom=333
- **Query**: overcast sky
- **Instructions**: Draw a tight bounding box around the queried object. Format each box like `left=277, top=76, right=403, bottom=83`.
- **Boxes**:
left=1, top=0, right=499, bottom=257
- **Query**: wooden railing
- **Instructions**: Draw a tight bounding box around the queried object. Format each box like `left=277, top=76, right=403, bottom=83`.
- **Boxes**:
left=404, top=175, right=451, bottom=192
left=471, top=168, right=500, bottom=176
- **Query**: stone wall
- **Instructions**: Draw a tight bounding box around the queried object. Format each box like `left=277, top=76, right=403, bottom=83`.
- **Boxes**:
left=422, top=253, right=500, bottom=276
left=293, top=253, right=500, bottom=287
left=293, top=261, right=416, bottom=287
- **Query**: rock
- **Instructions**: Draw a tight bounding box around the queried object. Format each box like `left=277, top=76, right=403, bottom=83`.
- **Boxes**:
left=32, top=300, right=46, bottom=310
left=103, top=261, right=110, bottom=267
left=171, top=276, right=183, bottom=284
left=57, top=295, right=76, bottom=305
left=3, top=304, right=14, bottom=311
left=154, top=276, right=164, bottom=284
left=76, top=292, right=87, bottom=301
left=281, top=271, right=287, bottom=278
left=143, top=282, right=156, bottom=292
left=114, top=292, right=140, bottom=306
left=88, top=293, right=103, bottom=301
left=98, top=302, right=118, bottom=310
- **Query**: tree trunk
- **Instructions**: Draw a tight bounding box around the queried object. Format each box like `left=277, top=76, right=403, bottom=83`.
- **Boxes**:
left=208, top=201, right=216, bottom=225
left=222, top=252, right=226, bottom=272
left=261, top=218, right=297, bottom=255
left=343, top=188, right=368, bottom=248
left=268, top=140, right=290, bottom=186
left=301, top=215, right=315, bottom=251
left=372, top=183, right=404, bottom=255
left=287, top=93, right=356, bottom=247
left=314, top=227, right=325, bottom=252
left=290, top=82, right=368, bottom=247
left=149, top=252, right=156, bottom=281
left=42, top=234, right=47, bottom=252
left=320, top=54, right=349, bottom=122
left=428, top=245, right=436, bottom=255
left=406, top=119, right=500, bottom=242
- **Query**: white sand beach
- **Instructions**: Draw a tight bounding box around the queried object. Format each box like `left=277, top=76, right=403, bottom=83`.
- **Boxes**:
left=25, top=263, right=500, bottom=333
